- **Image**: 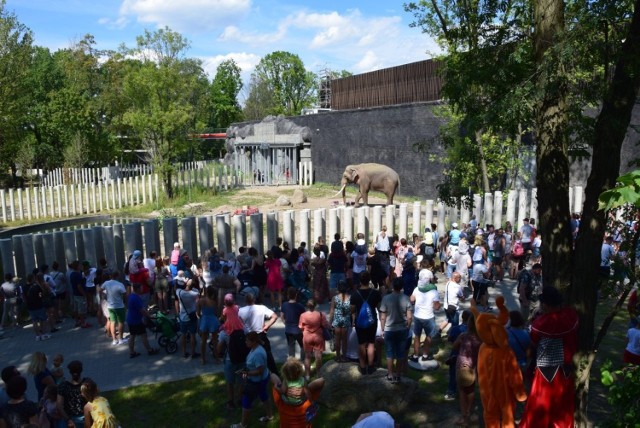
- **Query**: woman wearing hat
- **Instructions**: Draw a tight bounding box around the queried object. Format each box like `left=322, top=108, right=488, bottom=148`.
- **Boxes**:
left=232, top=331, right=273, bottom=428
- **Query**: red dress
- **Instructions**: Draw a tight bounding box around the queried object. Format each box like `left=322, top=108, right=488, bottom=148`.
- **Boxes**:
left=265, top=258, right=284, bottom=292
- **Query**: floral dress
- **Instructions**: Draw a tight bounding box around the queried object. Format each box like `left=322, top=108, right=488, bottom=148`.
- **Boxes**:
left=331, top=294, right=351, bottom=328
left=88, top=396, right=118, bottom=428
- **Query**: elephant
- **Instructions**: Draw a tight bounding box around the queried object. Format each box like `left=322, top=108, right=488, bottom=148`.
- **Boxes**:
left=332, top=163, right=400, bottom=207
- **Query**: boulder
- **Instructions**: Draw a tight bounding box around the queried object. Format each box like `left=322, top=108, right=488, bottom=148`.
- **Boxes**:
left=276, top=196, right=291, bottom=206
left=318, top=361, right=418, bottom=414
left=292, top=189, right=307, bottom=204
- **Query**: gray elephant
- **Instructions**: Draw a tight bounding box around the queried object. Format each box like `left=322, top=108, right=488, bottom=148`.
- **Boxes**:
left=333, top=163, right=400, bottom=207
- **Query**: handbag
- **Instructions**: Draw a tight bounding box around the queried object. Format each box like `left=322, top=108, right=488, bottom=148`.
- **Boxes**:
left=320, top=313, right=332, bottom=341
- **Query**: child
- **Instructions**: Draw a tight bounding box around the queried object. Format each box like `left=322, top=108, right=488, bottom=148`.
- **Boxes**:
left=171, top=242, right=181, bottom=267
left=40, top=384, right=66, bottom=428
left=51, top=354, right=65, bottom=385
left=81, top=378, right=118, bottom=428
left=272, top=357, right=308, bottom=406
left=217, top=294, right=244, bottom=357
left=174, top=270, right=187, bottom=290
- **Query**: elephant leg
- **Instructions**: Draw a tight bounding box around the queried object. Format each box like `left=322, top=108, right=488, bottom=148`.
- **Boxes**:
left=354, top=190, right=363, bottom=207
left=362, top=190, right=369, bottom=206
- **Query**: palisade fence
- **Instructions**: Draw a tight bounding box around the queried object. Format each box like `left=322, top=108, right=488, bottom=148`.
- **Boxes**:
left=0, top=160, right=315, bottom=224
left=0, top=186, right=585, bottom=279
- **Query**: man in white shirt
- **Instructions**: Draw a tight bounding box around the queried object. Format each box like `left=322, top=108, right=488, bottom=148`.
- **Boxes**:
left=101, top=271, right=128, bottom=346
left=375, top=225, right=391, bottom=279
left=441, top=272, right=465, bottom=332
left=176, top=282, right=200, bottom=359
left=520, top=218, right=533, bottom=253
left=238, top=292, right=279, bottom=375
left=409, top=269, right=440, bottom=361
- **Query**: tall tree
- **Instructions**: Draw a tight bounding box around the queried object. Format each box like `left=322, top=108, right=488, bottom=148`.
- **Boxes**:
left=243, top=75, right=278, bottom=120
left=0, top=0, right=33, bottom=186
left=250, top=51, right=316, bottom=116
left=120, top=27, right=209, bottom=198
left=209, top=59, right=243, bottom=128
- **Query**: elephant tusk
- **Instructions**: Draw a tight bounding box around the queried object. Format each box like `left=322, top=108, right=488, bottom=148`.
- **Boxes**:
left=332, top=184, right=346, bottom=197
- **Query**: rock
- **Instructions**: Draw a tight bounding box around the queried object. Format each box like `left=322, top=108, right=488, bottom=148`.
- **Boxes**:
left=292, top=189, right=307, bottom=204
left=318, top=361, right=418, bottom=414
left=408, top=359, right=439, bottom=372
left=275, top=195, right=291, bottom=206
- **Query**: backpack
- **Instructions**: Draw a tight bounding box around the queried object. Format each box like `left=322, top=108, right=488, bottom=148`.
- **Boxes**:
left=228, top=330, right=250, bottom=364
left=355, top=290, right=374, bottom=329
left=422, top=243, right=435, bottom=258
left=209, top=254, right=221, bottom=273
left=424, top=230, right=434, bottom=246
left=512, top=241, right=524, bottom=257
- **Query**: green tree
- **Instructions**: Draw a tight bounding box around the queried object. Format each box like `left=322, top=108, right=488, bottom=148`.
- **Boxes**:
left=243, top=75, right=278, bottom=120
left=120, top=27, right=209, bottom=198
left=209, top=59, right=243, bottom=128
left=250, top=51, right=316, bottom=116
left=0, top=0, right=33, bottom=186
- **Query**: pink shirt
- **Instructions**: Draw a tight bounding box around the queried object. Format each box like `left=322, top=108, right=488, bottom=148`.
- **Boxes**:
left=222, top=305, right=244, bottom=335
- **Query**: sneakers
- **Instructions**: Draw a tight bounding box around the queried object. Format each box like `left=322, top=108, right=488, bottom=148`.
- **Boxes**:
left=118, top=338, right=129, bottom=345
left=409, top=355, right=420, bottom=363
left=444, top=393, right=456, bottom=401
left=112, top=340, right=119, bottom=346
left=421, top=354, right=434, bottom=362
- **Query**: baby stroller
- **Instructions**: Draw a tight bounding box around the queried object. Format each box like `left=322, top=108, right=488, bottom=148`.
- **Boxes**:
left=149, top=311, right=179, bottom=354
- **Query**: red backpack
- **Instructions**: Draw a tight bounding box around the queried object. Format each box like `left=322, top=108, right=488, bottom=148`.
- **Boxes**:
left=512, top=241, right=524, bottom=257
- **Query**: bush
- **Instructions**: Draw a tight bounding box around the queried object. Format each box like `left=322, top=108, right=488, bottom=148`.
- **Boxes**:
left=600, top=360, right=640, bottom=427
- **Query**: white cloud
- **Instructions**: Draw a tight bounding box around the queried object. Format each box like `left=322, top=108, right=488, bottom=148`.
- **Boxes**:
left=353, top=50, right=384, bottom=73
left=218, top=25, right=287, bottom=45
left=98, top=16, right=129, bottom=30
left=117, top=0, right=251, bottom=32
left=201, top=52, right=260, bottom=83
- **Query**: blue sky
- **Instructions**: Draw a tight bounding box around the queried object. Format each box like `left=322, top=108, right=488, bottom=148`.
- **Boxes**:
left=5, top=0, right=439, bottom=102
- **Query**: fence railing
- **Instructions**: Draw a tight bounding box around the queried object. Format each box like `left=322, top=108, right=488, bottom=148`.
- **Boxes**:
left=0, top=185, right=585, bottom=278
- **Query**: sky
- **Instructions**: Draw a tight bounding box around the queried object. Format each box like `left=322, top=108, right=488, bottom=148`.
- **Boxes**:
left=4, top=0, right=440, bottom=102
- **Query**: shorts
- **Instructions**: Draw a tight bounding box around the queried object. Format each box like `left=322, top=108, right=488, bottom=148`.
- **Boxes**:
left=224, top=359, right=244, bottom=384
left=413, top=317, right=437, bottom=339
left=199, top=315, right=220, bottom=334
left=29, top=308, right=47, bottom=322
left=384, top=329, right=409, bottom=359
left=108, top=308, right=126, bottom=323
left=355, top=323, right=377, bottom=345
left=74, top=296, right=87, bottom=315
left=155, top=278, right=169, bottom=292
left=492, top=256, right=503, bottom=265
left=128, top=323, right=146, bottom=336
left=329, top=273, right=346, bottom=290
left=180, top=318, right=198, bottom=335
left=242, top=378, right=269, bottom=409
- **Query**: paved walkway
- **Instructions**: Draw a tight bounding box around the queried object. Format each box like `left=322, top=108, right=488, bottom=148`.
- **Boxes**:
left=0, top=275, right=521, bottom=398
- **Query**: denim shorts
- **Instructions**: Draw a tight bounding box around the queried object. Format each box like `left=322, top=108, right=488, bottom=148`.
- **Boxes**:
left=329, top=272, right=346, bottom=289
left=384, top=328, right=409, bottom=359
left=413, top=316, right=436, bottom=338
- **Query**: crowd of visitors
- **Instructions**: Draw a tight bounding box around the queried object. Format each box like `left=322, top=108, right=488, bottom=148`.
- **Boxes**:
left=1, top=210, right=638, bottom=428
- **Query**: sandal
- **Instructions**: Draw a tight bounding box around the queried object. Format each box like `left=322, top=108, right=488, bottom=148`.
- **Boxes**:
left=129, top=352, right=141, bottom=359
left=258, top=416, right=274, bottom=422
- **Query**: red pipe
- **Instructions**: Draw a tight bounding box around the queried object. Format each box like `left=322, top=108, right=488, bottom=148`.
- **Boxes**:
left=196, top=133, right=226, bottom=139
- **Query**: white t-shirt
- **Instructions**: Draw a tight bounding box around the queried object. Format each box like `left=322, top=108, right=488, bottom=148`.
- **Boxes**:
left=239, top=304, right=275, bottom=333
left=143, top=258, right=156, bottom=271
left=101, top=280, right=126, bottom=309
left=375, top=233, right=391, bottom=252
left=351, top=251, right=367, bottom=273
left=411, top=288, right=439, bottom=320
left=472, top=263, right=489, bottom=282
left=84, top=268, right=97, bottom=289
left=452, top=252, right=471, bottom=275
left=176, top=289, right=199, bottom=322
left=444, top=280, right=464, bottom=309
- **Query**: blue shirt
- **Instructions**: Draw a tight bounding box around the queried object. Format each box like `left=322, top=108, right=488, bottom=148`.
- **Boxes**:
left=449, top=229, right=461, bottom=245
left=507, top=327, right=531, bottom=366
left=281, top=301, right=305, bottom=335
left=246, top=345, right=269, bottom=382
left=126, top=293, right=144, bottom=325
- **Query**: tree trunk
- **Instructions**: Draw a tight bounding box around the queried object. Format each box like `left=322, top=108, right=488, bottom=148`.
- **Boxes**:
left=475, top=129, right=491, bottom=193
left=570, top=2, right=640, bottom=424
left=533, top=0, right=573, bottom=288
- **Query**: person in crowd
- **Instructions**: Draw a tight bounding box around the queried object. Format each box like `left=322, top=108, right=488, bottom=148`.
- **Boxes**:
left=492, top=228, right=507, bottom=281
left=238, top=292, right=279, bottom=376
left=438, top=236, right=448, bottom=274
left=518, top=263, right=543, bottom=321
left=69, top=261, right=90, bottom=329
left=2, top=375, right=38, bottom=427
left=100, top=271, right=128, bottom=346
left=350, top=271, right=383, bottom=375
left=40, top=384, right=65, bottom=428
left=367, top=248, right=388, bottom=292
left=328, top=280, right=351, bottom=362
left=520, top=218, right=534, bottom=255
left=153, top=257, right=171, bottom=314
left=328, top=240, right=348, bottom=296
left=345, top=240, right=355, bottom=287
left=280, top=287, right=306, bottom=361
left=453, top=312, right=481, bottom=427
left=410, top=269, right=440, bottom=362
left=270, top=357, right=325, bottom=428
left=264, top=250, right=284, bottom=311
left=231, top=332, right=274, bottom=428
left=51, top=354, right=65, bottom=386
left=451, top=240, right=472, bottom=289
left=49, top=262, right=67, bottom=323
left=80, top=378, right=118, bottom=428
left=248, top=247, right=267, bottom=299
left=444, top=310, right=471, bottom=401
left=0, top=366, right=20, bottom=408
left=170, top=242, right=181, bottom=272
left=401, top=252, right=418, bottom=296
left=197, top=285, right=220, bottom=365
left=520, top=286, right=579, bottom=428
left=298, top=300, right=330, bottom=380
left=510, top=232, right=525, bottom=277
left=600, top=235, right=616, bottom=279
left=393, top=238, right=412, bottom=279
left=507, top=310, right=532, bottom=381
left=56, top=360, right=87, bottom=428
left=175, top=280, right=199, bottom=360
left=352, top=411, right=398, bottom=428
left=26, top=274, right=51, bottom=341
left=379, top=278, right=412, bottom=383
left=81, top=261, right=98, bottom=316
left=471, top=255, right=491, bottom=311
left=441, top=271, right=465, bottom=333
left=449, top=222, right=462, bottom=247
left=38, top=271, right=60, bottom=334
left=126, top=283, right=159, bottom=358
left=531, top=233, right=542, bottom=265
left=310, top=245, right=329, bottom=304
left=27, top=352, right=54, bottom=402
left=1, top=274, right=20, bottom=329
left=624, top=315, right=640, bottom=365
left=213, top=265, right=240, bottom=313
left=374, top=226, right=392, bottom=283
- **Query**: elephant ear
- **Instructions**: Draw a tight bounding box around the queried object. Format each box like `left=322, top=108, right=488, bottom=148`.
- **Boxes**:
left=349, top=167, right=359, bottom=182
